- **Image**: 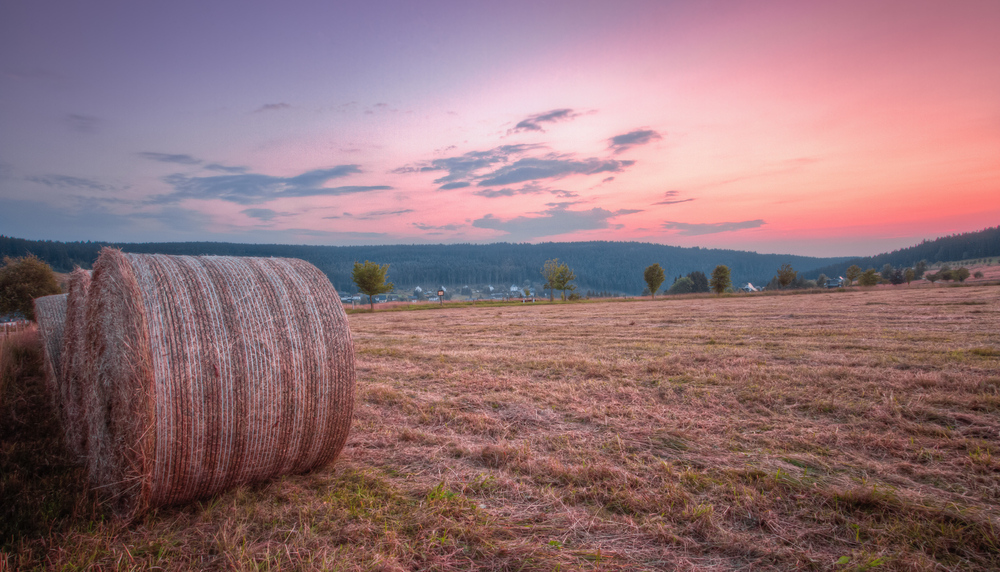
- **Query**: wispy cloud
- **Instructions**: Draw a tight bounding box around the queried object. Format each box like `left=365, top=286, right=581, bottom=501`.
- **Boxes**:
left=254, top=102, right=291, bottom=113
left=473, top=204, right=641, bottom=241
left=393, top=144, right=542, bottom=189
left=324, top=208, right=414, bottom=220
left=139, top=152, right=247, bottom=174
left=478, top=157, right=633, bottom=187
left=397, top=144, right=635, bottom=191
left=608, top=129, right=662, bottom=154
left=65, top=114, right=100, bottom=134
left=154, top=165, right=391, bottom=205
left=661, top=220, right=765, bottom=235
left=472, top=182, right=577, bottom=199
left=653, top=190, right=694, bottom=205
left=139, top=152, right=203, bottom=165
left=242, top=208, right=281, bottom=221
left=508, top=108, right=582, bottom=134
left=413, top=222, right=462, bottom=231
left=26, top=174, right=114, bottom=192
left=205, top=163, right=248, bottom=173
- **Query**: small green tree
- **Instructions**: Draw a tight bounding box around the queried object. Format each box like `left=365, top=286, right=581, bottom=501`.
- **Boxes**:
left=554, top=263, right=576, bottom=300
left=973, top=270, right=984, bottom=279
left=845, top=265, right=862, bottom=287
left=709, top=265, right=731, bottom=294
left=816, top=274, right=829, bottom=288
left=0, top=255, right=61, bottom=321
left=914, top=260, right=927, bottom=279
left=542, top=259, right=576, bottom=301
left=643, top=263, right=665, bottom=299
left=925, top=271, right=939, bottom=284
left=859, top=268, right=879, bottom=286
left=542, top=259, right=560, bottom=301
left=776, top=264, right=797, bottom=288
left=667, top=276, right=694, bottom=295
left=955, top=267, right=970, bottom=282
left=352, top=260, right=394, bottom=311
left=904, top=268, right=915, bottom=284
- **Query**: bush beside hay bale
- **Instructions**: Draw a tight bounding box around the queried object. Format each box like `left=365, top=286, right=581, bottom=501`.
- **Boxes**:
left=60, top=269, right=91, bottom=460
left=85, top=249, right=355, bottom=516
left=32, top=294, right=68, bottom=407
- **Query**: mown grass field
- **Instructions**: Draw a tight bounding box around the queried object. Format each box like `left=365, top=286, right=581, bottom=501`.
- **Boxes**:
left=2, top=285, right=999, bottom=570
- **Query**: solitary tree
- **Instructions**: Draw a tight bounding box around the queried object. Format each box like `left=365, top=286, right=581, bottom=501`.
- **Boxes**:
left=644, top=263, right=665, bottom=299
left=776, top=264, right=797, bottom=288
left=352, top=260, right=394, bottom=311
left=914, top=260, right=927, bottom=279
left=0, top=255, right=61, bottom=321
left=542, top=259, right=559, bottom=301
left=554, top=263, right=577, bottom=300
left=859, top=268, right=880, bottom=286
left=925, top=271, right=939, bottom=284
left=710, top=265, right=731, bottom=294
left=955, top=267, right=970, bottom=282
left=845, top=265, right=862, bottom=287
left=904, top=268, right=915, bottom=284
left=542, top=258, right=576, bottom=301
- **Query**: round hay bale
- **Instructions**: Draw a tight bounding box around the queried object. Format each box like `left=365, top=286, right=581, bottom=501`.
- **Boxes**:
left=60, top=268, right=92, bottom=461
left=85, top=249, right=355, bottom=516
left=33, top=293, right=68, bottom=406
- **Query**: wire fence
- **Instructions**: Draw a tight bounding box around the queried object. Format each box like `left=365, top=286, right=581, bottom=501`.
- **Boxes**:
left=0, top=320, right=32, bottom=338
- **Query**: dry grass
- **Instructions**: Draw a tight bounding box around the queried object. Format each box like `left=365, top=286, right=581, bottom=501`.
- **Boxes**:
left=3, top=285, right=999, bottom=570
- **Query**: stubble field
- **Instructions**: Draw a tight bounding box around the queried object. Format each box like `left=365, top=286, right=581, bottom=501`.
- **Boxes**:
left=3, top=285, right=999, bottom=570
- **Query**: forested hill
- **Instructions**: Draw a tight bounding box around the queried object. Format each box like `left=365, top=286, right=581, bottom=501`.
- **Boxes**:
left=1, top=235, right=846, bottom=295
left=806, top=226, right=1000, bottom=279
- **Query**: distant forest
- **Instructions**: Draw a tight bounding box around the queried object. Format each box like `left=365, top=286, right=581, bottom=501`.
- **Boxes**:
left=807, top=226, right=1000, bottom=279
left=1, top=236, right=850, bottom=295
left=6, top=228, right=997, bottom=295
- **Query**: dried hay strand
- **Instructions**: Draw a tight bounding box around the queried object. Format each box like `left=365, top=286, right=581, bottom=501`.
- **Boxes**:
left=32, top=293, right=68, bottom=405
left=60, top=268, right=92, bottom=460
left=85, top=248, right=355, bottom=516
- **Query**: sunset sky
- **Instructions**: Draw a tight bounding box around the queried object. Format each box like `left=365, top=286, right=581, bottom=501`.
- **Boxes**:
left=1, top=0, right=998, bottom=257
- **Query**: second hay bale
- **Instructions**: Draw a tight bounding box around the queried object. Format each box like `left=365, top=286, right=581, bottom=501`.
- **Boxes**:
left=32, top=293, right=68, bottom=408
left=60, top=268, right=92, bottom=460
left=85, top=249, right=355, bottom=516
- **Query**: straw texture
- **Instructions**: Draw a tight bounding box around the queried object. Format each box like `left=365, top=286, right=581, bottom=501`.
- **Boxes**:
left=60, top=269, right=92, bottom=460
left=85, top=249, right=355, bottom=516
left=33, top=293, right=68, bottom=405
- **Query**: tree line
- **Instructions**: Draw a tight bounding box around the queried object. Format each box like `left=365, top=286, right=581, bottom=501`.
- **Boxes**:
left=807, top=226, right=1000, bottom=280
left=0, top=236, right=845, bottom=296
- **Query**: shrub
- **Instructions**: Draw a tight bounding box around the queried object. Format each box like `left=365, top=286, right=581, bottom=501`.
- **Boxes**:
left=0, top=255, right=61, bottom=321
left=859, top=268, right=880, bottom=286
